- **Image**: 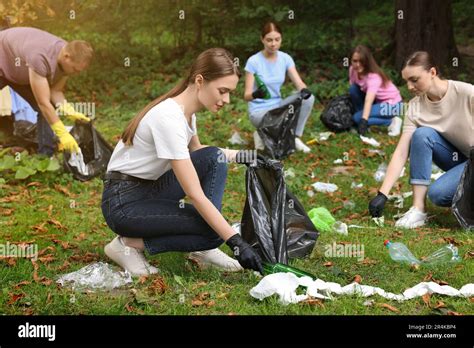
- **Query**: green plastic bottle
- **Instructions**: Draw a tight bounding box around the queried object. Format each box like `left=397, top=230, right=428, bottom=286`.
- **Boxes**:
left=254, top=74, right=271, bottom=100
left=262, top=262, right=316, bottom=279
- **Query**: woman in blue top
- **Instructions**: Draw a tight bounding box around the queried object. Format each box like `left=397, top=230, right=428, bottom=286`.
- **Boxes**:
left=244, top=21, right=315, bottom=153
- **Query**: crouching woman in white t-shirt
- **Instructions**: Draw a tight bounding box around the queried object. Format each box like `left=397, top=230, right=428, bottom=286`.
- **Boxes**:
left=101, top=48, right=263, bottom=276
left=368, top=51, right=473, bottom=229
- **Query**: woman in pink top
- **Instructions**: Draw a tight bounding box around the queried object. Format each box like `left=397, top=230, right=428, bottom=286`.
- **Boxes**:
left=349, top=45, right=403, bottom=136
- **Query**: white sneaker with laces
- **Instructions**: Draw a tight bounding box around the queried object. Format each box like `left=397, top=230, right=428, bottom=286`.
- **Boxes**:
left=394, top=206, right=427, bottom=229
left=188, top=248, right=243, bottom=272
left=253, top=131, right=265, bottom=150
left=104, top=236, right=159, bottom=276
left=388, top=117, right=402, bottom=137
left=295, top=137, right=311, bottom=153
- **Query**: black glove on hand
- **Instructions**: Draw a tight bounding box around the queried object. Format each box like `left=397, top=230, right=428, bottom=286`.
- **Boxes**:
left=358, top=118, right=369, bottom=135
left=226, top=234, right=264, bottom=274
left=300, top=88, right=312, bottom=100
left=369, top=191, right=388, bottom=217
left=252, top=87, right=267, bottom=100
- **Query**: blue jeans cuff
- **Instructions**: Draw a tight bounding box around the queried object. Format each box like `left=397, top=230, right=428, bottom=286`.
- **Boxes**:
left=410, top=178, right=431, bottom=186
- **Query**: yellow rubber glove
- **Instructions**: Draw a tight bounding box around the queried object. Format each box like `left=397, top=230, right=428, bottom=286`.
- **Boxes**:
left=57, top=102, right=90, bottom=123
left=51, top=120, right=79, bottom=153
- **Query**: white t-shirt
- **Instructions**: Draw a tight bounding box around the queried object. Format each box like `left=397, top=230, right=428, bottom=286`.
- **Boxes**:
left=107, top=98, right=197, bottom=180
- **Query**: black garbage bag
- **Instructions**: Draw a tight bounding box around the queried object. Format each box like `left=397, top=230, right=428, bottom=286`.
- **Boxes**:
left=63, top=122, right=113, bottom=181
left=240, top=155, right=319, bottom=264
left=320, top=94, right=354, bottom=132
left=257, top=90, right=310, bottom=160
left=452, top=147, right=474, bottom=230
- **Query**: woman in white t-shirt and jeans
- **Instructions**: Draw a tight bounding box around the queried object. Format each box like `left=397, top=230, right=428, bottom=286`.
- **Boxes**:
left=102, top=48, right=263, bottom=276
left=368, top=51, right=473, bottom=228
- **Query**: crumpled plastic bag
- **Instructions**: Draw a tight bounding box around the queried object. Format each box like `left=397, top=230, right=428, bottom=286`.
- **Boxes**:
left=311, top=182, right=338, bottom=193
left=68, top=149, right=90, bottom=176
left=56, top=262, right=132, bottom=291
left=360, top=135, right=380, bottom=147
left=250, top=272, right=474, bottom=305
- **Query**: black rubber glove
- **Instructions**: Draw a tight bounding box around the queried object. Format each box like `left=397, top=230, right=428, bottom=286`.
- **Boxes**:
left=252, top=87, right=267, bottom=100
left=300, top=88, right=312, bottom=100
left=358, top=118, right=369, bottom=135
left=226, top=234, right=264, bottom=274
left=369, top=191, right=388, bottom=217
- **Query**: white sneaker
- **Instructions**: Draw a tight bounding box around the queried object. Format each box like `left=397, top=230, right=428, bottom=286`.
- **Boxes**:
left=104, top=236, right=159, bottom=276
left=188, top=248, right=243, bottom=272
left=394, top=206, right=427, bottom=229
left=388, top=117, right=402, bottom=137
left=295, top=137, right=311, bottom=153
left=253, top=131, right=265, bottom=150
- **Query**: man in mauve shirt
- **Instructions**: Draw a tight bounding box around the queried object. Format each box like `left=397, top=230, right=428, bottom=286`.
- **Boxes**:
left=0, top=26, right=93, bottom=156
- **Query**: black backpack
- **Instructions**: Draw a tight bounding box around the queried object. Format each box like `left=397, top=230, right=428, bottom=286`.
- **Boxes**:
left=320, top=94, right=354, bottom=132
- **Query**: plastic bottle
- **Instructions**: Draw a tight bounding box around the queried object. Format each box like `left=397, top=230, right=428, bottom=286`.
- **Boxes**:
left=384, top=240, right=420, bottom=265
left=374, top=163, right=387, bottom=182
left=262, top=262, right=316, bottom=279
left=254, top=74, right=271, bottom=99
left=421, top=244, right=461, bottom=265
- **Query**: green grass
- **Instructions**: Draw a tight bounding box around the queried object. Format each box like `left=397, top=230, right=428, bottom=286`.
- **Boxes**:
left=0, top=82, right=473, bottom=316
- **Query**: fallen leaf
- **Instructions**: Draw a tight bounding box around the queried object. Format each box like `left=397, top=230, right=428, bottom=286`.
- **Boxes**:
left=196, top=292, right=210, bottom=301
left=31, top=222, right=48, bottom=234
left=434, top=301, right=446, bottom=309
left=54, top=184, right=73, bottom=197
left=26, top=182, right=42, bottom=187
left=447, top=311, right=463, bottom=316
left=7, top=293, right=25, bottom=305
left=464, top=251, right=474, bottom=259
left=47, top=219, right=67, bottom=231
left=423, top=273, right=433, bottom=282
left=57, top=260, right=70, bottom=271
left=216, top=292, right=229, bottom=299
left=148, top=277, right=168, bottom=295
left=206, top=300, right=216, bottom=308
left=378, top=303, right=400, bottom=313
left=359, top=258, right=378, bottom=265
left=14, top=281, right=30, bottom=289
left=192, top=300, right=204, bottom=307
left=422, top=293, right=431, bottom=307
left=323, top=261, right=333, bottom=267
left=353, top=275, right=362, bottom=284
left=302, top=297, right=325, bottom=307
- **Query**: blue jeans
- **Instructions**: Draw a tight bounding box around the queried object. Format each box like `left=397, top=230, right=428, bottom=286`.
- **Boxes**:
left=101, top=146, right=227, bottom=255
left=409, top=127, right=467, bottom=207
left=0, top=77, right=56, bottom=156
left=349, top=83, right=402, bottom=126
left=249, top=92, right=315, bottom=137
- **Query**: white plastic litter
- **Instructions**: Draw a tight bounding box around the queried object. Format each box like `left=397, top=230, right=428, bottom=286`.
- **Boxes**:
left=360, top=135, right=380, bottom=147
left=249, top=272, right=474, bottom=305
left=307, top=190, right=315, bottom=198
left=373, top=163, right=387, bottom=182
left=351, top=182, right=363, bottom=189
left=372, top=216, right=385, bottom=227
left=312, top=182, right=338, bottom=193
left=368, top=149, right=385, bottom=156
left=332, top=221, right=348, bottom=235
left=228, top=131, right=247, bottom=145
left=68, top=149, right=89, bottom=176
left=333, top=159, right=343, bottom=164
left=318, top=132, right=333, bottom=141
left=284, top=168, right=296, bottom=179
left=57, top=262, right=132, bottom=291
left=388, top=192, right=413, bottom=209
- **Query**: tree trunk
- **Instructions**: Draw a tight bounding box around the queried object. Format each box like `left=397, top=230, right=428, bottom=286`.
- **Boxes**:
left=394, top=0, right=459, bottom=70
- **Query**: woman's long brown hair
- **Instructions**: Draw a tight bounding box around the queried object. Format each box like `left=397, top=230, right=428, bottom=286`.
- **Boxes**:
left=351, top=45, right=390, bottom=86
left=121, top=48, right=240, bottom=145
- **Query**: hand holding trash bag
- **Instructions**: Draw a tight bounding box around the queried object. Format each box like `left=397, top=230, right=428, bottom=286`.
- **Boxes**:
left=358, top=118, right=369, bottom=135
left=300, top=88, right=312, bottom=100
left=226, top=234, right=264, bottom=274
left=252, top=86, right=267, bottom=100
left=369, top=191, right=388, bottom=217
